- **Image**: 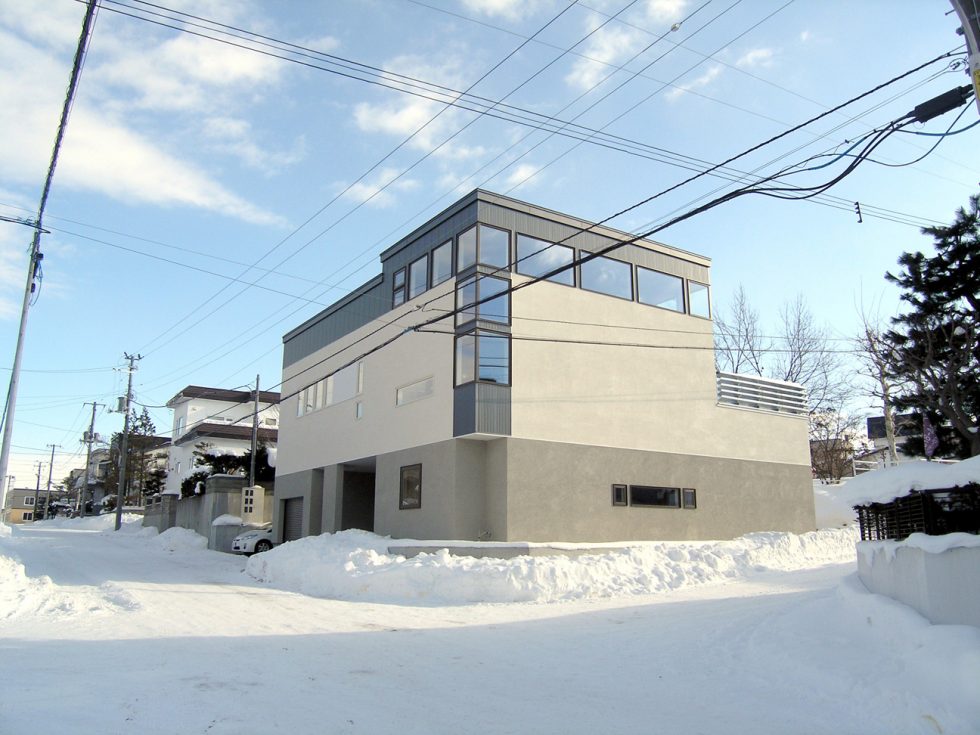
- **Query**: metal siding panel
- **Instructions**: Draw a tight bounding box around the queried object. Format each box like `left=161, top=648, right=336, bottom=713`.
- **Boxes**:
left=476, top=383, right=511, bottom=435
left=454, top=384, right=476, bottom=436
left=283, top=282, right=387, bottom=367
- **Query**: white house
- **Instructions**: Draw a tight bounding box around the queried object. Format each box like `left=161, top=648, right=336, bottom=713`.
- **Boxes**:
left=274, top=190, right=814, bottom=543
left=164, top=386, right=280, bottom=496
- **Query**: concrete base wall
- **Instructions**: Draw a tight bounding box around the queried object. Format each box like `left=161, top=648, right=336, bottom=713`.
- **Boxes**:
left=144, top=475, right=250, bottom=553
left=277, top=436, right=813, bottom=544
left=857, top=542, right=980, bottom=627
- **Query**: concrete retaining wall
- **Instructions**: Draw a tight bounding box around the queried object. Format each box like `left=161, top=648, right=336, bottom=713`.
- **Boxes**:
left=857, top=539, right=980, bottom=627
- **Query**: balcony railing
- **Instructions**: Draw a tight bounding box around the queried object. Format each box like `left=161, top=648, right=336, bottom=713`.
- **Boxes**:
left=716, top=371, right=808, bottom=416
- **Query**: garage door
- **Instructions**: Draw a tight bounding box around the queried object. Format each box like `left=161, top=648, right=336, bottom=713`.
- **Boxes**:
left=282, top=498, right=304, bottom=542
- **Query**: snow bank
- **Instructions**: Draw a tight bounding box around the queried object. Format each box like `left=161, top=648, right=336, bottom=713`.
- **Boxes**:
left=211, top=514, right=242, bottom=527
left=150, top=527, right=208, bottom=553
left=37, top=514, right=144, bottom=532
left=0, top=521, right=10, bottom=538
left=812, top=482, right=857, bottom=528
left=838, top=456, right=980, bottom=507
left=246, top=528, right=859, bottom=605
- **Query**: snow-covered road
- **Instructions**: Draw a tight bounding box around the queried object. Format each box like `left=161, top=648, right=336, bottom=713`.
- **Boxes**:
left=1, top=520, right=978, bottom=735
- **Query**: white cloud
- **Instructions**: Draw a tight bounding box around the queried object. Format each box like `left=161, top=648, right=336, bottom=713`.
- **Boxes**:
left=736, top=48, right=775, bottom=69
left=503, top=163, right=542, bottom=192
left=644, top=0, right=687, bottom=24
left=340, top=168, right=420, bottom=208
left=565, top=25, right=647, bottom=91
left=202, top=117, right=306, bottom=174
left=461, top=0, right=550, bottom=22
left=0, top=4, right=292, bottom=226
left=664, top=64, right=723, bottom=101
left=800, top=30, right=812, bottom=43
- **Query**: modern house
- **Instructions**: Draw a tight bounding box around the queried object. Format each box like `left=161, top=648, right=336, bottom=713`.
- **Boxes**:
left=164, top=386, right=280, bottom=496
left=274, top=190, right=814, bottom=544
left=2, top=487, right=39, bottom=524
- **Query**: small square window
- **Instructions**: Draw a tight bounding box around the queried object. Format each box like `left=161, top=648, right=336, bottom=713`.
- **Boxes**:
left=399, top=464, right=421, bottom=510
left=682, top=488, right=697, bottom=509
left=612, top=484, right=627, bottom=506
left=24, top=496, right=35, bottom=506
left=23, top=511, right=33, bottom=521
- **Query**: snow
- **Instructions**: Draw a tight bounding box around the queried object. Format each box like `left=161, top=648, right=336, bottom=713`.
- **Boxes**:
left=837, top=456, right=980, bottom=507
left=211, top=513, right=243, bottom=526
left=813, top=481, right=858, bottom=528
left=1, top=520, right=979, bottom=734
left=246, top=528, right=859, bottom=604
left=859, top=531, right=980, bottom=564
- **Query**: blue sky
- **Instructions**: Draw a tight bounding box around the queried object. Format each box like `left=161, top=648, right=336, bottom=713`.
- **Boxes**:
left=0, top=0, right=977, bottom=488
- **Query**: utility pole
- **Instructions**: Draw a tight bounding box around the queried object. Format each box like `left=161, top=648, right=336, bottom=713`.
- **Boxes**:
left=42, top=443, right=59, bottom=520
left=249, top=374, right=260, bottom=487
left=78, top=402, right=101, bottom=517
left=0, top=0, right=99, bottom=507
left=32, top=461, right=43, bottom=522
left=114, top=354, right=141, bottom=532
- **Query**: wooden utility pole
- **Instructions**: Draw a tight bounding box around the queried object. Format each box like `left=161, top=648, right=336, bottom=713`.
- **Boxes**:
left=42, top=443, right=59, bottom=520
left=249, top=374, right=260, bottom=487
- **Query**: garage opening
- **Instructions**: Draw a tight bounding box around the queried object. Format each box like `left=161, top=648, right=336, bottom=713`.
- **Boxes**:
left=341, top=460, right=376, bottom=532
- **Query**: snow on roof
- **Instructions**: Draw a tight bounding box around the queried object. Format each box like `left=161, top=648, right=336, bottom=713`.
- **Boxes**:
left=837, top=456, right=980, bottom=507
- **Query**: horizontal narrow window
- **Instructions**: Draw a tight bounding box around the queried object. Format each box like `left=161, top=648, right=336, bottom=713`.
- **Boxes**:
left=517, top=234, right=574, bottom=285
left=689, top=281, right=710, bottom=318
left=581, top=254, right=632, bottom=300
left=396, top=376, right=435, bottom=406
left=431, top=240, right=453, bottom=286
left=638, top=267, right=684, bottom=312
left=630, top=485, right=680, bottom=508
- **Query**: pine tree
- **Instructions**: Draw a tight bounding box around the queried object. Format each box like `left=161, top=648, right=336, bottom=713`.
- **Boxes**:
left=883, top=194, right=980, bottom=458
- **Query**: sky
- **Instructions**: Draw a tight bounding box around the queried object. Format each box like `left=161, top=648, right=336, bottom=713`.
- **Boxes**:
left=0, top=0, right=977, bottom=490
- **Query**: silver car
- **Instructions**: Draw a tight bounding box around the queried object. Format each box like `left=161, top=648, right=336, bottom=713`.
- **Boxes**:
left=231, top=524, right=275, bottom=555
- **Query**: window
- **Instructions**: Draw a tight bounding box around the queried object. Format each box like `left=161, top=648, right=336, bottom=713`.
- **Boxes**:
left=630, top=485, right=681, bottom=508
left=24, top=496, right=35, bottom=506
left=399, top=464, right=421, bottom=510
left=176, top=416, right=186, bottom=435
left=689, top=281, right=710, bottom=318
left=325, top=362, right=362, bottom=406
left=408, top=254, right=428, bottom=300
left=396, top=376, right=435, bottom=406
left=638, top=267, right=684, bottom=312
left=431, top=240, right=453, bottom=286
left=457, top=224, right=510, bottom=271
left=243, top=487, right=254, bottom=514
left=580, top=254, right=632, bottom=300
left=393, top=268, right=406, bottom=307
left=516, top=234, right=574, bottom=285
left=455, top=330, right=510, bottom=385
left=23, top=511, right=33, bottom=521
left=682, top=488, right=697, bottom=509
left=612, top=484, right=628, bottom=506
left=355, top=401, right=364, bottom=419
left=264, top=418, right=278, bottom=427
left=455, top=274, right=509, bottom=326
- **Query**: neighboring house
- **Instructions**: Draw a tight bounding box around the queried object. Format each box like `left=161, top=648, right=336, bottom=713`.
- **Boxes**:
left=2, top=487, right=39, bottom=524
left=275, top=190, right=813, bottom=544
left=164, top=386, right=280, bottom=496
left=68, top=446, right=111, bottom=510
left=858, top=413, right=920, bottom=471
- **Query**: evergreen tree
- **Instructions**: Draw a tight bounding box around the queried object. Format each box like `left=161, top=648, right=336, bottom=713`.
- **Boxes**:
left=105, top=408, right=168, bottom=502
left=883, top=194, right=980, bottom=458
left=180, top=442, right=275, bottom=497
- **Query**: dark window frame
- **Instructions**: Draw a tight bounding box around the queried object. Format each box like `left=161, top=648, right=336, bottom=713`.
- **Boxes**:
left=408, top=254, right=429, bottom=301
left=682, top=488, right=697, bottom=509
left=399, top=464, right=422, bottom=510
left=637, top=265, right=685, bottom=313
left=431, top=239, right=453, bottom=287
left=455, top=273, right=511, bottom=327
left=454, top=328, right=511, bottom=387
left=612, top=484, right=628, bottom=506
left=393, top=267, right=406, bottom=307
left=458, top=223, right=512, bottom=272
left=579, top=252, right=634, bottom=301
left=515, top=232, right=576, bottom=286
left=629, top=485, right=682, bottom=509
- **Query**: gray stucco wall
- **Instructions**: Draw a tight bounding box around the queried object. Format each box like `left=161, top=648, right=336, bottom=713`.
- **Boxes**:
left=273, top=469, right=323, bottom=543
left=500, top=438, right=814, bottom=542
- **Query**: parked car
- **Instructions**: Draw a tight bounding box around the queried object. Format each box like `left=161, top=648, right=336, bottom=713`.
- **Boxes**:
left=231, top=524, right=275, bottom=555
